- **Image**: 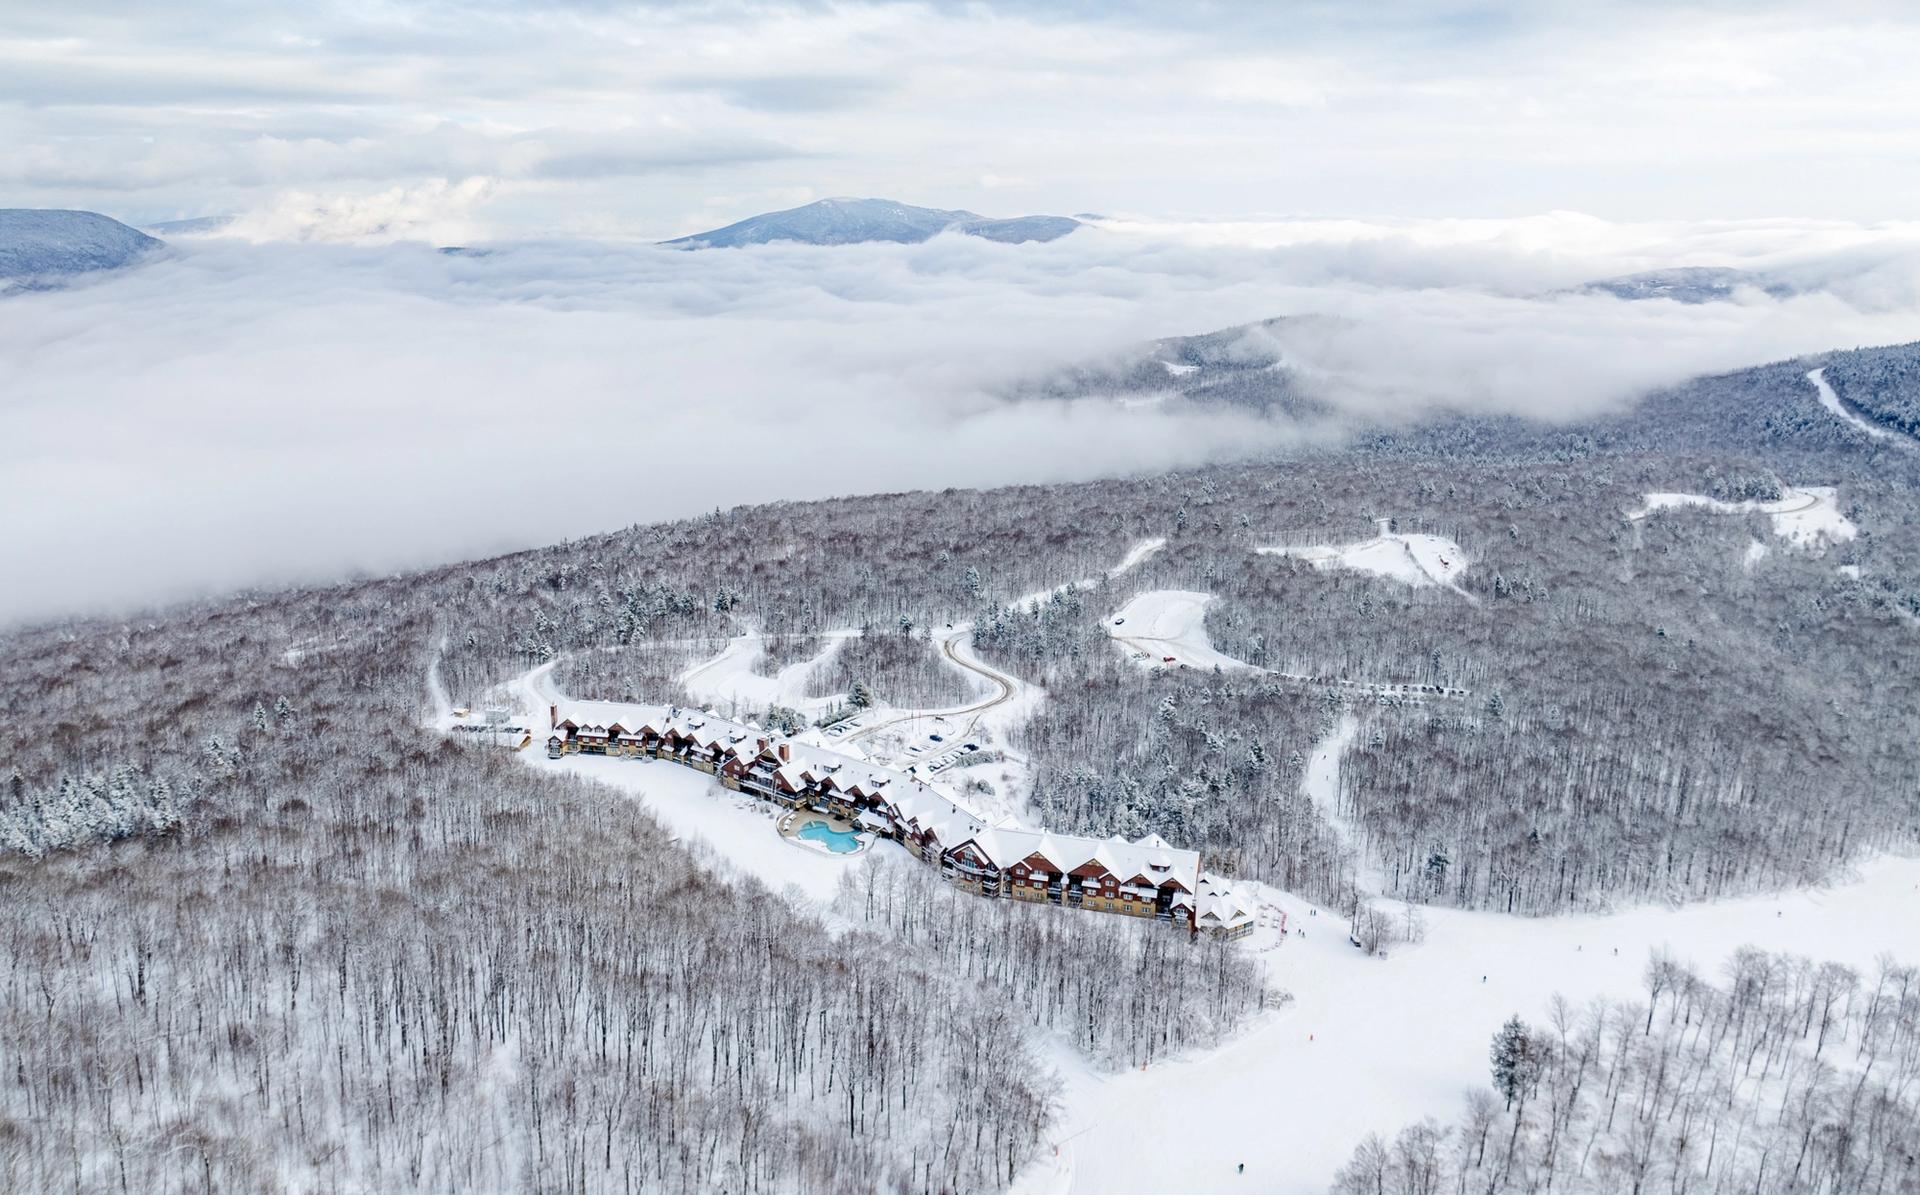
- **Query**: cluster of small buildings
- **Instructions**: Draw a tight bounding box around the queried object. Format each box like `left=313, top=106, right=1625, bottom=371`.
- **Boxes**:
left=545, top=702, right=1259, bottom=938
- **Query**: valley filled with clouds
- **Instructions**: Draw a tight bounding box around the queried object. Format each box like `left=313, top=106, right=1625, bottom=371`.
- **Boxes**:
left=4, top=213, right=1920, bottom=623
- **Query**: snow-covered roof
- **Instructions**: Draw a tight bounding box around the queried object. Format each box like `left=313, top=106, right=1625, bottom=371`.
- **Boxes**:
left=547, top=698, right=1251, bottom=922
left=1194, top=872, right=1256, bottom=928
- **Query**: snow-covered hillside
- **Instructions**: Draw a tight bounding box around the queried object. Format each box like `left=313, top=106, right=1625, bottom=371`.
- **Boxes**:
left=1630, top=485, right=1857, bottom=550
left=1575, top=265, right=1797, bottom=304
left=676, top=630, right=852, bottom=713
left=1261, top=519, right=1471, bottom=593
left=0, top=209, right=161, bottom=280
left=1807, top=365, right=1901, bottom=442
left=1021, top=854, right=1920, bottom=1195
left=663, top=197, right=1079, bottom=247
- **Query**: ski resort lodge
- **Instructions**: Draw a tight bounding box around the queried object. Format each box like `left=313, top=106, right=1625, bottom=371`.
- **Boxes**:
left=544, top=703, right=1258, bottom=938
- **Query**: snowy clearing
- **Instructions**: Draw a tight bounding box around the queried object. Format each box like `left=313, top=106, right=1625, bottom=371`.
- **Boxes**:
left=1026, top=853, right=1920, bottom=1195
left=1260, top=518, right=1471, bottom=595
left=676, top=629, right=852, bottom=713
left=1630, top=485, right=1856, bottom=550
left=1807, top=366, right=1898, bottom=441
left=1104, top=590, right=1469, bottom=699
left=1108, top=589, right=1258, bottom=673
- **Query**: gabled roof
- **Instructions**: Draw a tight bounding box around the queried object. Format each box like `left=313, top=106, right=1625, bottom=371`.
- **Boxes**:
left=542, top=697, right=1245, bottom=921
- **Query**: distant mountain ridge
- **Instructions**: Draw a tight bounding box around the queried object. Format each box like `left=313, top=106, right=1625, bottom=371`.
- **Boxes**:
left=664, top=197, right=1080, bottom=248
left=144, top=215, right=233, bottom=236
left=1575, top=266, right=1799, bottom=304
left=1020, top=308, right=1920, bottom=471
left=0, top=210, right=161, bottom=283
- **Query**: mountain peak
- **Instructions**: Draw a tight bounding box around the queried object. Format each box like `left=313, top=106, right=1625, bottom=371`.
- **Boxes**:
left=664, top=197, right=1079, bottom=248
left=0, top=209, right=162, bottom=283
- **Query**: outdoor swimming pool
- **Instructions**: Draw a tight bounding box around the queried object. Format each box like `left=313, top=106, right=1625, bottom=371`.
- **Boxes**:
left=795, top=818, right=863, bottom=854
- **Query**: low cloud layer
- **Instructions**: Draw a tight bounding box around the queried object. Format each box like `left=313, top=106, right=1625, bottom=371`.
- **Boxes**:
left=3, top=216, right=1919, bottom=625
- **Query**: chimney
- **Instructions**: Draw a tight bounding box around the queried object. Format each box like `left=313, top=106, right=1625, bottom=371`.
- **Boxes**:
left=778, top=742, right=791, bottom=763
left=757, top=737, right=769, bottom=753
left=549, top=704, right=557, bottom=730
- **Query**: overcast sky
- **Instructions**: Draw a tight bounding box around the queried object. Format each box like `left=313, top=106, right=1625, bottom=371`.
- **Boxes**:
left=6, top=0, right=1920, bottom=237
left=7, top=1, right=1920, bottom=625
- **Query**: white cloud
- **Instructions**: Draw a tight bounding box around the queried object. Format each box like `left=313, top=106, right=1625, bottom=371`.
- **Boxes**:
left=2, top=214, right=1918, bottom=624
left=225, top=177, right=497, bottom=243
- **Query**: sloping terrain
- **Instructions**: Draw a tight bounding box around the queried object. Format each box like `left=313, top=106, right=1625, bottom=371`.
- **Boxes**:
left=0, top=209, right=160, bottom=282
left=1010, top=314, right=1333, bottom=419
left=4, top=332, right=1920, bottom=1192
left=664, top=196, right=1080, bottom=247
left=1574, top=265, right=1798, bottom=303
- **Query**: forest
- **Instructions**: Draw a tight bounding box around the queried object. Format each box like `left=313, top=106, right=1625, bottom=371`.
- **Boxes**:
left=1335, top=947, right=1920, bottom=1194
left=2, top=342, right=1918, bottom=1190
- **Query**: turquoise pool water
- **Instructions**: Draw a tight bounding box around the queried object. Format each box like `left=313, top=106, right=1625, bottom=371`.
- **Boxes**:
left=796, top=819, right=862, bottom=854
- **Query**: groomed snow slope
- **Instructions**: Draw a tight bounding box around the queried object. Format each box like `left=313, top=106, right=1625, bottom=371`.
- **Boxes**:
left=1630, top=485, right=1856, bottom=550
left=1024, top=855, right=1920, bottom=1195
left=1807, top=366, right=1898, bottom=442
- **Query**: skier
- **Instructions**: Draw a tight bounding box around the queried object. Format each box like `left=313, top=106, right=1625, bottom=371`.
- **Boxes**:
left=1238, top=1163, right=1245, bottom=1175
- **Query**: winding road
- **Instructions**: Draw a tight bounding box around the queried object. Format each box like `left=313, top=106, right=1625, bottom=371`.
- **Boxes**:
left=841, top=626, right=1021, bottom=744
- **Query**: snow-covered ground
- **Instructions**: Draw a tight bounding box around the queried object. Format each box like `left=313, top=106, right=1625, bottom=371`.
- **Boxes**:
left=1260, top=518, right=1471, bottom=595
left=1108, top=589, right=1258, bottom=673
left=849, top=538, right=1167, bottom=825
left=447, top=637, right=1913, bottom=1195
left=1103, top=590, right=1468, bottom=699
left=676, top=629, right=853, bottom=714
left=1023, top=853, right=1920, bottom=1195
left=1630, top=485, right=1856, bottom=551
left=1807, top=366, right=1899, bottom=442
left=1108, top=536, right=1167, bottom=578
left=1011, top=709, right=1920, bottom=1195
left=1299, top=715, right=1384, bottom=894
left=543, top=753, right=861, bottom=903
